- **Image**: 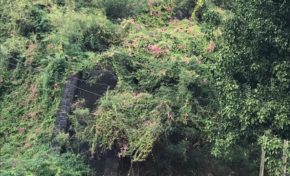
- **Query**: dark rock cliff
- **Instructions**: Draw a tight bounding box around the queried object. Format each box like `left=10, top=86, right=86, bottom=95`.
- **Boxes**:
left=51, top=69, right=121, bottom=176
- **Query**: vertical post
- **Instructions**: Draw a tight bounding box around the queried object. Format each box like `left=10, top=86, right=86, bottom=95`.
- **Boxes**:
left=259, top=146, right=266, bottom=176
left=282, top=140, right=289, bottom=176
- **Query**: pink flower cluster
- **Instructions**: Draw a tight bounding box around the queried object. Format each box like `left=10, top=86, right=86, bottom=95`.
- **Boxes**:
left=147, top=44, right=162, bottom=55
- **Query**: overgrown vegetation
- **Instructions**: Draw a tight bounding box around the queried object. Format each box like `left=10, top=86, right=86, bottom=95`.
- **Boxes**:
left=0, top=0, right=289, bottom=175
left=211, top=1, right=290, bottom=175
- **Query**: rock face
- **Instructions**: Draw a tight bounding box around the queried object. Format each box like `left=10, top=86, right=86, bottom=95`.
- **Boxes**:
left=75, top=70, right=117, bottom=110
left=51, top=69, right=120, bottom=176
left=73, top=70, right=119, bottom=176
left=51, top=75, right=79, bottom=152
left=103, top=152, right=120, bottom=176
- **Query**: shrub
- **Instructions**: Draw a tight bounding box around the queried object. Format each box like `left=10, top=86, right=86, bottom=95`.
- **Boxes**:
left=48, top=9, right=123, bottom=53
left=17, top=4, right=52, bottom=37
left=56, top=132, right=70, bottom=146
left=202, top=10, right=221, bottom=27
left=0, top=146, right=92, bottom=176
left=211, top=0, right=235, bottom=9
left=61, top=0, right=148, bottom=20
left=96, top=0, right=147, bottom=19
left=172, top=0, right=196, bottom=19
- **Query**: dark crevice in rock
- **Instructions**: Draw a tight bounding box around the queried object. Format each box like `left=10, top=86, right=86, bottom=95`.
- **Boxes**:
left=75, top=69, right=117, bottom=110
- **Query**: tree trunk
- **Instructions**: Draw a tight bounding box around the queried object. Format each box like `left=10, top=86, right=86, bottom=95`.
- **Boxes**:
left=282, top=140, right=289, bottom=176
left=259, top=146, right=266, bottom=176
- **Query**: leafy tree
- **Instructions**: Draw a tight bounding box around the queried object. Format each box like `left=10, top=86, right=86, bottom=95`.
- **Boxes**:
left=212, top=0, right=290, bottom=174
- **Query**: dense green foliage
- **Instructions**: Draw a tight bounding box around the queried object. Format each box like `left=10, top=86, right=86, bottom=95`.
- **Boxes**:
left=92, top=21, right=209, bottom=161
left=212, top=0, right=290, bottom=175
left=0, top=0, right=289, bottom=175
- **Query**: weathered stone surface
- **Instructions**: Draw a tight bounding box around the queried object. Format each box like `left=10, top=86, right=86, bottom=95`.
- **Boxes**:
left=51, top=69, right=120, bottom=176
left=103, top=156, right=119, bottom=176
left=51, top=75, right=79, bottom=152
left=75, top=70, right=117, bottom=110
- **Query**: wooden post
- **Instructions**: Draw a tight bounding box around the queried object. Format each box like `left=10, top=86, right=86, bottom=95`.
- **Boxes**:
left=259, top=146, right=266, bottom=176
left=282, top=140, right=289, bottom=176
